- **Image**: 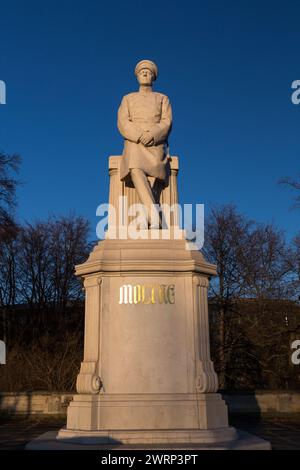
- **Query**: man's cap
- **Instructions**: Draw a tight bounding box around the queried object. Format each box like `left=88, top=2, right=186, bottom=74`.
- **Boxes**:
left=135, top=60, right=158, bottom=80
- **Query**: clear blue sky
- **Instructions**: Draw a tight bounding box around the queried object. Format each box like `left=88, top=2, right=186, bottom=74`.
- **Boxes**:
left=0, top=0, right=299, bottom=240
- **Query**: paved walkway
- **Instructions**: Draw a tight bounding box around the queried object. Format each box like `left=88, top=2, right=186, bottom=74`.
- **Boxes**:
left=230, top=414, right=300, bottom=450
left=0, top=414, right=299, bottom=450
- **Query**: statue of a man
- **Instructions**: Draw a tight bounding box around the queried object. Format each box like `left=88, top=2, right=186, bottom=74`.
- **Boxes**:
left=117, top=60, right=172, bottom=228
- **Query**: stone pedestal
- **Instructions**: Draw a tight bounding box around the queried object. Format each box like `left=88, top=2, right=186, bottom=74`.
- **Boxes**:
left=58, top=156, right=236, bottom=445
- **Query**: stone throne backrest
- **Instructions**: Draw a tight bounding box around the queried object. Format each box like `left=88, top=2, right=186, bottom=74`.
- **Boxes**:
left=107, top=155, right=180, bottom=231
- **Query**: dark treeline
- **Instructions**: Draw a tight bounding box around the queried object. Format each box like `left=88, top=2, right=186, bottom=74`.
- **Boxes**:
left=0, top=152, right=299, bottom=392
left=204, top=205, right=300, bottom=391
left=0, top=215, right=91, bottom=391
left=0, top=152, right=91, bottom=391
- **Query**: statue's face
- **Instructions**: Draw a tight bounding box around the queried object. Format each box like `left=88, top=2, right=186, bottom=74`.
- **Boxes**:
left=137, top=68, right=154, bottom=86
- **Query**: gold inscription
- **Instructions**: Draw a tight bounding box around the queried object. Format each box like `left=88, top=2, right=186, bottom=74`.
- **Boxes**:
left=119, top=284, right=175, bottom=305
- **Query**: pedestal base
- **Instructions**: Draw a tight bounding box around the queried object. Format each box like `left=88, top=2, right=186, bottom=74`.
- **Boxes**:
left=57, top=427, right=237, bottom=445
left=62, top=393, right=230, bottom=433
left=26, top=429, right=271, bottom=450
left=63, top=237, right=256, bottom=448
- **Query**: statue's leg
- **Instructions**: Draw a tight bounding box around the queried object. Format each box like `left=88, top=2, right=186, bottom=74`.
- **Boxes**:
left=131, top=168, right=160, bottom=228
left=151, top=178, right=165, bottom=227
left=151, top=178, right=164, bottom=204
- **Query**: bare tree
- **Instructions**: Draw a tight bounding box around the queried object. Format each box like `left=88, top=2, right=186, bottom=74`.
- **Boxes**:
left=203, top=204, right=253, bottom=387
left=47, top=215, right=92, bottom=313
left=15, top=215, right=91, bottom=329
left=16, top=222, right=53, bottom=315
left=0, top=229, right=19, bottom=343
left=0, top=152, right=21, bottom=342
left=0, top=152, right=21, bottom=237
left=243, top=224, right=291, bottom=299
left=279, top=174, right=300, bottom=209
left=204, top=205, right=294, bottom=390
left=289, top=233, right=300, bottom=298
left=0, top=214, right=92, bottom=391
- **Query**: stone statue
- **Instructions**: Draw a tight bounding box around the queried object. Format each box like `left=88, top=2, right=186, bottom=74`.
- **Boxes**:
left=117, top=60, right=172, bottom=228
left=49, top=60, right=269, bottom=451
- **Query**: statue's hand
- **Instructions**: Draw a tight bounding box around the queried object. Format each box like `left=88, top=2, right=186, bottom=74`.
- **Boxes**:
left=139, top=131, right=154, bottom=146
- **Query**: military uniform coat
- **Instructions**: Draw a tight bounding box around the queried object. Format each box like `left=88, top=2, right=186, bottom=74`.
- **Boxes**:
left=117, top=91, right=172, bottom=185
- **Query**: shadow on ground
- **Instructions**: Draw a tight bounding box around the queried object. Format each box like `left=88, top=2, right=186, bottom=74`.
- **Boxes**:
left=0, top=413, right=299, bottom=450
